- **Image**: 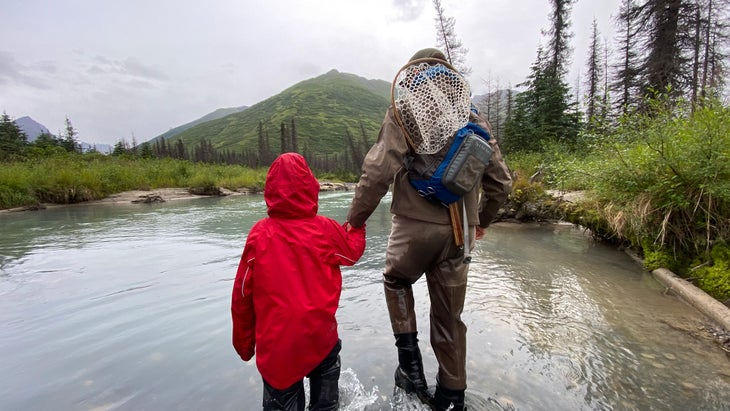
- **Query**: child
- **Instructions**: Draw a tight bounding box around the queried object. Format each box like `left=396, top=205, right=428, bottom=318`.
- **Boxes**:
left=231, top=153, right=366, bottom=411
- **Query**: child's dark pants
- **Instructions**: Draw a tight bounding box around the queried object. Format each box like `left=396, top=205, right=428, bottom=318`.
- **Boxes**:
left=262, top=340, right=342, bottom=411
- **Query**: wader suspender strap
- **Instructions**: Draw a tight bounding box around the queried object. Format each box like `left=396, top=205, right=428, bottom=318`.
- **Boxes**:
left=462, top=201, right=471, bottom=262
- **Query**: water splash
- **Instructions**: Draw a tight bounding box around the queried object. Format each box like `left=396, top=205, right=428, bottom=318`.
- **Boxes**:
left=337, top=368, right=382, bottom=410
left=333, top=368, right=431, bottom=410
left=390, top=386, right=432, bottom=410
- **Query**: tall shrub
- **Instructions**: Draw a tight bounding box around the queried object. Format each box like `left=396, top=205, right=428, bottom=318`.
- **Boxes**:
left=594, top=99, right=730, bottom=259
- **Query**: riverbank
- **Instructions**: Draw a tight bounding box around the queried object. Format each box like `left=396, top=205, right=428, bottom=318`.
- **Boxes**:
left=494, top=189, right=730, bottom=354
left=621, top=248, right=730, bottom=354
left=0, top=182, right=357, bottom=213
left=549, top=192, right=730, bottom=354
left=88, top=182, right=356, bottom=204
left=0, top=188, right=219, bottom=213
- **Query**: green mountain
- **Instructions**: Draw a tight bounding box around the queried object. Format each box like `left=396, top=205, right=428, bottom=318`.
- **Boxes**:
left=166, top=70, right=391, bottom=156
left=151, top=105, right=249, bottom=142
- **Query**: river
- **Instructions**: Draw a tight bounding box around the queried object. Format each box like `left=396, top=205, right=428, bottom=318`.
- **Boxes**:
left=1, top=192, right=729, bottom=410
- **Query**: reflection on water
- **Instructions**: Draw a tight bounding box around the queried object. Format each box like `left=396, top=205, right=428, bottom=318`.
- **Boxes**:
left=1, top=193, right=729, bottom=410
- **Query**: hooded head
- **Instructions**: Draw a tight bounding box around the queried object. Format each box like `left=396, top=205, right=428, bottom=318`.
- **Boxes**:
left=264, top=153, right=319, bottom=219
left=409, top=48, right=448, bottom=63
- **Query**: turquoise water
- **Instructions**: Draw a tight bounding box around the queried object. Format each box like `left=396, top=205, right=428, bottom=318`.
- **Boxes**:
left=1, top=192, right=728, bottom=410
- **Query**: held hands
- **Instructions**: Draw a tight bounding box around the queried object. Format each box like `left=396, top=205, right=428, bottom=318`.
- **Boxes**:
left=475, top=226, right=486, bottom=240
left=343, top=221, right=365, bottom=233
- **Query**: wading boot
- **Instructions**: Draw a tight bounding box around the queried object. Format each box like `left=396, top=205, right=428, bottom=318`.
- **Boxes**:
left=307, top=340, right=341, bottom=411
left=394, top=332, right=431, bottom=404
left=429, top=381, right=466, bottom=411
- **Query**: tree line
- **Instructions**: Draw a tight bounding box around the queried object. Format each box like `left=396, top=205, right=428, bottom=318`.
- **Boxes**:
left=2, top=110, right=373, bottom=177
left=474, top=0, right=728, bottom=154
left=0, top=114, right=83, bottom=160
left=107, top=118, right=372, bottom=176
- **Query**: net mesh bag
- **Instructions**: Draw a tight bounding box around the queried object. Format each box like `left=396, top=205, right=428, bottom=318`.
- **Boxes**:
left=392, top=59, right=472, bottom=155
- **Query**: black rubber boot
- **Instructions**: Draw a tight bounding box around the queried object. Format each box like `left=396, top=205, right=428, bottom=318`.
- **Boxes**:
left=429, top=382, right=466, bottom=411
left=307, top=340, right=341, bottom=411
left=394, top=332, right=431, bottom=404
left=262, top=380, right=305, bottom=411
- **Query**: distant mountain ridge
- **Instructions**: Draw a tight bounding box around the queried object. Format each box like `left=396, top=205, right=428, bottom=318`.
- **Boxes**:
left=14, top=73, right=506, bottom=160
left=14, top=116, right=50, bottom=142
left=13, top=69, right=392, bottom=159
left=151, top=105, right=249, bottom=142
left=155, top=69, right=392, bottom=156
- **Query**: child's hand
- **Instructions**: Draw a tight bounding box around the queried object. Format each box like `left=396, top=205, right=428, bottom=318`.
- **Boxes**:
left=343, top=221, right=365, bottom=233
left=475, top=226, right=486, bottom=240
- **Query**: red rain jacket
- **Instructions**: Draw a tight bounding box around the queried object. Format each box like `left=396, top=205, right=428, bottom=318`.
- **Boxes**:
left=231, top=153, right=366, bottom=390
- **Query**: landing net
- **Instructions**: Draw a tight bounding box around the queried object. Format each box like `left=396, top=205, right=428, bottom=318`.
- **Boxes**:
left=391, top=58, right=472, bottom=155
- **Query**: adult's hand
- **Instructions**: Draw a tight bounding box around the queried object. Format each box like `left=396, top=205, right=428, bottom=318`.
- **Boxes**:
left=475, top=226, right=486, bottom=240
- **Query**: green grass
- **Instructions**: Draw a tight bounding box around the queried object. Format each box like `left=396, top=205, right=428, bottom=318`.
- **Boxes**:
left=0, top=153, right=268, bottom=209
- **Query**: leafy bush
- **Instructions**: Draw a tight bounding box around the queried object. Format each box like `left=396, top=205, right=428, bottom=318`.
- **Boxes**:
left=503, top=151, right=543, bottom=180
left=505, top=147, right=598, bottom=192
left=509, top=171, right=546, bottom=207
left=589, top=100, right=730, bottom=256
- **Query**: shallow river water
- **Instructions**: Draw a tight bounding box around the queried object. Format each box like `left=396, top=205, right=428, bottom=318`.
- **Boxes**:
left=1, top=192, right=729, bottom=411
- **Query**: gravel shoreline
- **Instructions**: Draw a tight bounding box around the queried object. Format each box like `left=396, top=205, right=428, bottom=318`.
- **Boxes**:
left=0, top=183, right=357, bottom=213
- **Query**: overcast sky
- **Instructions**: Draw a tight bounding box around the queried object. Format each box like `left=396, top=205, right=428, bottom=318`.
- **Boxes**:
left=1, top=0, right=621, bottom=145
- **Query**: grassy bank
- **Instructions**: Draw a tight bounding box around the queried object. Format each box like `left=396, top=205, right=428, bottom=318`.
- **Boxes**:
left=505, top=101, right=730, bottom=303
left=0, top=154, right=269, bottom=209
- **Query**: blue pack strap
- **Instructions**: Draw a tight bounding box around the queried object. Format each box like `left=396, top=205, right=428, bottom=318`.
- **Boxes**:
left=458, top=122, right=491, bottom=141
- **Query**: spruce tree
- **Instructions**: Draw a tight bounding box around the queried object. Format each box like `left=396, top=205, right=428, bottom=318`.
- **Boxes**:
left=637, top=0, right=687, bottom=102
left=280, top=122, right=288, bottom=154
left=175, top=139, right=186, bottom=160
left=0, top=112, right=27, bottom=160
left=432, top=0, right=471, bottom=75
left=290, top=118, right=299, bottom=153
left=503, top=0, right=581, bottom=152
left=698, top=0, right=729, bottom=100
left=60, top=116, right=80, bottom=153
left=33, top=132, right=60, bottom=150
left=546, top=0, right=576, bottom=78
left=584, top=19, right=602, bottom=123
left=612, top=0, right=642, bottom=115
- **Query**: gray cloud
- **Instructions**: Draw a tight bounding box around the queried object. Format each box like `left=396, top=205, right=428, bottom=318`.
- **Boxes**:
left=391, top=0, right=427, bottom=21
left=84, top=55, right=167, bottom=87
left=120, top=58, right=167, bottom=81
left=93, top=55, right=112, bottom=65
left=0, top=52, right=52, bottom=89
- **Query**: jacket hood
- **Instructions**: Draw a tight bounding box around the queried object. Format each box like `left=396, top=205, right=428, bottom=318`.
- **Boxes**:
left=265, top=153, right=319, bottom=219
